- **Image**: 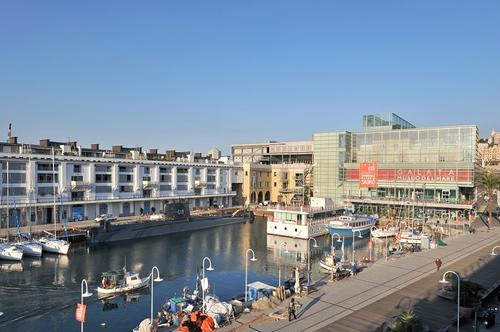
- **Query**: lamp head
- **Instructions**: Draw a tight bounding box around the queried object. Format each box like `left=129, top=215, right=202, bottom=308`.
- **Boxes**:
left=250, top=257, right=257, bottom=262
left=439, top=278, right=449, bottom=285
left=206, top=266, right=215, bottom=271
left=83, top=291, right=93, bottom=298
left=313, top=244, right=319, bottom=248
left=358, top=235, right=363, bottom=239
left=336, top=239, right=342, bottom=243
left=154, top=277, right=164, bottom=282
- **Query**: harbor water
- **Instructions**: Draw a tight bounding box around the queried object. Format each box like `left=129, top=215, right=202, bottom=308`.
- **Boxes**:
left=0, top=218, right=388, bottom=331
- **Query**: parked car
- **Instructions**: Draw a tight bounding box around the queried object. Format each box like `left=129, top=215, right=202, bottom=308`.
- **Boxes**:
left=94, top=214, right=117, bottom=222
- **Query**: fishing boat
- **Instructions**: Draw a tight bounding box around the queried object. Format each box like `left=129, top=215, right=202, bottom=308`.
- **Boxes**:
left=371, top=226, right=399, bottom=238
left=327, top=214, right=377, bottom=237
left=97, top=270, right=150, bottom=296
left=267, top=197, right=340, bottom=239
left=0, top=243, right=23, bottom=261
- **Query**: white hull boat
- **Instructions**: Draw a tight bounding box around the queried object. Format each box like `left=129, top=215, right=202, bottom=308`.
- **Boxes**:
left=15, top=241, right=43, bottom=257
left=0, top=243, right=23, bottom=261
left=371, top=226, right=399, bottom=238
left=98, top=271, right=150, bottom=296
left=398, top=230, right=429, bottom=245
left=37, top=238, right=70, bottom=255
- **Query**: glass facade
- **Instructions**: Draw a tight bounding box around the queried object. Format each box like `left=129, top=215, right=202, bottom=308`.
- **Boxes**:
left=314, top=117, right=479, bottom=209
left=362, top=113, right=415, bottom=131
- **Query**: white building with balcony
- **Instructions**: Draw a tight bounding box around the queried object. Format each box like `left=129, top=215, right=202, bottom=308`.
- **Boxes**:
left=0, top=138, right=236, bottom=228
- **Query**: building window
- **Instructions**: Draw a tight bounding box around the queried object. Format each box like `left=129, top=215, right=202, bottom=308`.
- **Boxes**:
left=274, top=182, right=277, bottom=187
left=96, top=174, right=112, bottom=183
left=95, top=165, right=112, bottom=172
left=73, top=164, right=82, bottom=173
left=95, top=186, right=112, bottom=193
left=245, top=171, right=248, bottom=176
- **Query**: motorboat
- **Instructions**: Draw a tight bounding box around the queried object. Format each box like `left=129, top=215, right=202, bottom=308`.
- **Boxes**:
left=0, top=243, right=23, bottom=261
left=37, top=235, right=70, bottom=255
left=398, top=229, right=429, bottom=244
left=327, top=214, right=377, bottom=237
left=98, top=270, right=150, bottom=296
left=14, top=240, right=43, bottom=257
left=371, top=226, right=399, bottom=238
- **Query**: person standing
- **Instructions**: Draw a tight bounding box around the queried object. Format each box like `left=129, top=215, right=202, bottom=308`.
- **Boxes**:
left=434, top=258, right=442, bottom=271
left=288, top=298, right=298, bottom=321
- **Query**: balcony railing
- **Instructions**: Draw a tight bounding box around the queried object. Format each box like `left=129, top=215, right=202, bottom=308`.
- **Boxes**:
left=70, top=180, right=91, bottom=191
left=142, top=180, right=157, bottom=189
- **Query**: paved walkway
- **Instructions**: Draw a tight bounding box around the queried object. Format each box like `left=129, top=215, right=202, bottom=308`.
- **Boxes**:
left=223, top=227, right=500, bottom=332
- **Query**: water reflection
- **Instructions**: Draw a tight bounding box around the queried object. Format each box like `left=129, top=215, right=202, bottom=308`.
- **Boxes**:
left=0, top=218, right=390, bottom=331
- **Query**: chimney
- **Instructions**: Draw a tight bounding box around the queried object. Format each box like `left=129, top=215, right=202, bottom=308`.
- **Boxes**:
left=112, top=145, right=123, bottom=153
left=7, top=136, right=18, bottom=144
left=149, top=148, right=158, bottom=155
left=91, top=143, right=100, bottom=150
left=40, top=139, right=50, bottom=147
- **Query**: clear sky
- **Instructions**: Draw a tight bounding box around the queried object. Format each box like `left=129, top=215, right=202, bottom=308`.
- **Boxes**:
left=1, top=1, right=499, bottom=154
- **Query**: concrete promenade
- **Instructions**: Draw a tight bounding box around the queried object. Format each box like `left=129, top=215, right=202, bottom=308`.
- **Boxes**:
left=224, top=227, right=500, bottom=332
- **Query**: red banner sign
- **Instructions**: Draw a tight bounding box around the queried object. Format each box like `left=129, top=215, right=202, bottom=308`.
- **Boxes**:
left=76, top=303, right=87, bottom=323
left=359, top=162, right=378, bottom=188
left=346, top=168, right=473, bottom=183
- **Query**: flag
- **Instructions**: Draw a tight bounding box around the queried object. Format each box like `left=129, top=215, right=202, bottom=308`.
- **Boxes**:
left=75, top=303, right=87, bottom=323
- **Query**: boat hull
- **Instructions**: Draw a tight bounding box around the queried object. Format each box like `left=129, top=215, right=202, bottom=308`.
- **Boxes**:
left=38, top=239, right=70, bottom=255
left=267, top=221, right=328, bottom=239
left=15, top=242, right=43, bottom=257
left=97, top=278, right=150, bottom=296
left=0, top=245, right=23, bottom=261
left=327, top=225, right=372, bottom=237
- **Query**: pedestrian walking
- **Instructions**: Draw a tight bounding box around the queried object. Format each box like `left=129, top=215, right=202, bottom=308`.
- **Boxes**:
left=288, top=298, right=298, bottom=321
left=434, top=258, right=442, bottom=271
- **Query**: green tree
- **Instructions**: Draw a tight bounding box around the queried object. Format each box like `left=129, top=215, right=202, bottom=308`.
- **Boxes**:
left=476, top=172, right=500, bottom=227
left=390, top=310, right=423, bottom=332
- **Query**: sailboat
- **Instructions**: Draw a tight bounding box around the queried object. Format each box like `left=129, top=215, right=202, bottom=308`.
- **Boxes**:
left=37, top=149, right=70, bottom=255
left=0, top=161, right=23, bottom=261
left=13, top=200, right=42, bottom=257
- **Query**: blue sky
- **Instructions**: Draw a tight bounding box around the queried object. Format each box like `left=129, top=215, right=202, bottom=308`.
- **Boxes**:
left=1, top=1, right=499, bottom=154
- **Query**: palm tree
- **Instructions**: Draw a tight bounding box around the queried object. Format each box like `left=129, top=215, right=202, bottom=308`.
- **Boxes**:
left=390, top=310, right=423, bottom=332
left=476, top=172, right=500, bottom=227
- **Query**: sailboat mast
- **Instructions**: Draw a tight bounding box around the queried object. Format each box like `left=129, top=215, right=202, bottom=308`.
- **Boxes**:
left=28, top=157, right=32, bottom=236
left=52, top=148, right=57, bottom=237
left=6, top=160, right=9, bottom=242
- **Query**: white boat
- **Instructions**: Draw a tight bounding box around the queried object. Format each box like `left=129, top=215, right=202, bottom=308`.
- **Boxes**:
left=398, top=229, right=429, bottom=244
left=0, top=243, right=23, bottom=261
left=371, top=226, right=399, bottom=238
left=327, top=215, right=377, bottom=237
left=266, top=197, right=337, bottom=239
left=37, top=236, right=70, bottom=255
left=98, top=270, right=150, bottom=296
left=14, top=241, right=43, bottom=257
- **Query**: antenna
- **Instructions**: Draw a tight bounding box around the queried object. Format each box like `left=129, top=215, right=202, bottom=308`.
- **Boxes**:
left=8, top=123, right=12, bottom=139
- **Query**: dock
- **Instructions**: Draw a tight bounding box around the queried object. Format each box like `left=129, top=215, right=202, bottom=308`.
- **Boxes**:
left=222, top=227, right=500, bottom=332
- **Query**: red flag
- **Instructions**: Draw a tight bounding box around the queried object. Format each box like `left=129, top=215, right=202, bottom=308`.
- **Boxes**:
left=75, top=303, right=87, bottom=323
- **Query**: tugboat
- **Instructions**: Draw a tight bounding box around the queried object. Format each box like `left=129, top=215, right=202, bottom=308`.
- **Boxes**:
left=97, top=269, right=150, bottom=297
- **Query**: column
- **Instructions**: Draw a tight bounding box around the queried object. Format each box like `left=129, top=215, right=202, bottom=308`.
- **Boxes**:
left=215, top=168, right=221, bottom=194
left=112, top=164, right=119, bottom=197
left=188, top=167, right=194, bottom=192
left=88, top=163, right=96, bottom=200
left=171, top=166, right=177, bottom=193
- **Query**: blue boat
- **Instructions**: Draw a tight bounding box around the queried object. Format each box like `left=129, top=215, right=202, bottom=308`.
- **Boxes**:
left=327, top=215, right=377, bottom=237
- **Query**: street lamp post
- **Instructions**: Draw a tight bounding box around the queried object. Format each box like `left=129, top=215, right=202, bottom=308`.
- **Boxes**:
left=278, top=242, right=288, bottom=287
left=491, top=246, right=500, bottom=256
left=245, top=249, right=257, bottom=303
left=330, top=233, right=342, bottom=281
left=150, top=266, right=163, bottom=323
left=307, top=237, right=319, bottom=286
left=439, top=271, right=461, bottom=332
left=352, top=230, right=363, bottom=264
left=80, top=279, right=93, bottom=332
left=202, top=257, right=215, bottom=313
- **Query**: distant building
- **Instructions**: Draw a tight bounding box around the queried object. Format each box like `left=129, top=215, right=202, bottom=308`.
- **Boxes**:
left=208, top=147, right=221, bottom=160
left=0, top=138, right=237, bottom=228
left=231, top=140, right=313, bottom=205
left=479, top=129, right=500, bottom=172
